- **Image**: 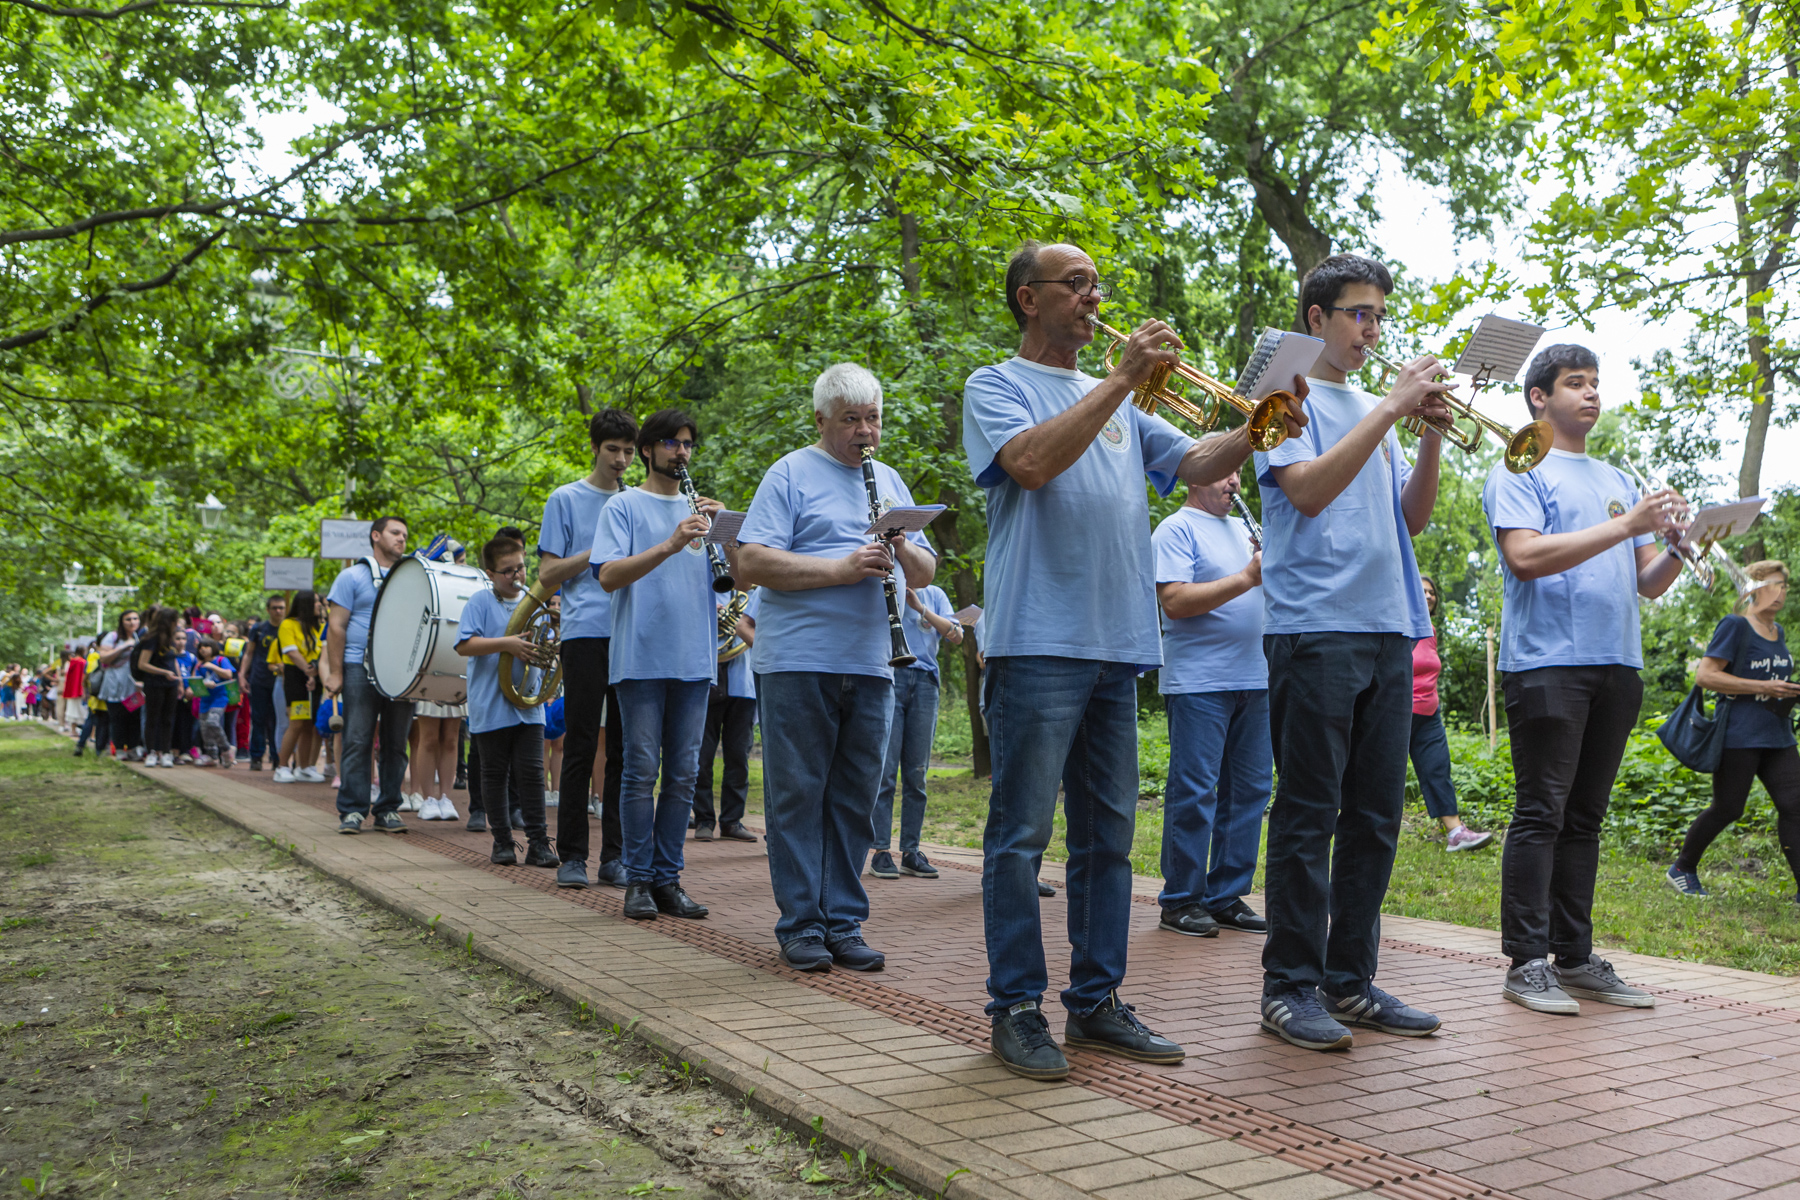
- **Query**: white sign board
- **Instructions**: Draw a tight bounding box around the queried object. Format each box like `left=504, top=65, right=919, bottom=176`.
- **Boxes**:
left=263, top=557, right=315, bottom=591
left=320, top=519, right=373, bottom=560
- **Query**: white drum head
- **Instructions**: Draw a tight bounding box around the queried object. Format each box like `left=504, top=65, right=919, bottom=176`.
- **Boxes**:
left=368, top=558, right=435, bottom=700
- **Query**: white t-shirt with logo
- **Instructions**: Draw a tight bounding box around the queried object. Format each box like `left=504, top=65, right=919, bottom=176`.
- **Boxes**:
left=589, top=487, right=717, bottom=684
left=1484, top=448, right=1653, bottom=672
left=962, top=355, right=1192, bottom=669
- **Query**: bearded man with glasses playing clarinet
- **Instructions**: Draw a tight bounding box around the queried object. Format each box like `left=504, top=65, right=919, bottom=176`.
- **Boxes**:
left=963, top=241, right=1305, bottom=1081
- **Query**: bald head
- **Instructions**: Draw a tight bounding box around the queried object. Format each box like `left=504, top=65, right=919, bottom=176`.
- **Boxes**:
left=1005, top=241, right=1097, bottom=331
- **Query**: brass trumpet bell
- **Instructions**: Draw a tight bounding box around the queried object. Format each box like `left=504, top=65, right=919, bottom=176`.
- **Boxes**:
left=1089, top=318, right=1297, bottom=452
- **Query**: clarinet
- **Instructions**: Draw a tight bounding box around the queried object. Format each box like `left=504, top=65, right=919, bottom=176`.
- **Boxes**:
left=674, top=464, right=736, bottom=594
left=1230, top=492, right=1263, bottom=551
left=859, top=445, right=918, bottom=669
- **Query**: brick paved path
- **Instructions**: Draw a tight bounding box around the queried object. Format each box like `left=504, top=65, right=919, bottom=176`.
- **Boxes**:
left=135, top=759, right=1800, bottom=1200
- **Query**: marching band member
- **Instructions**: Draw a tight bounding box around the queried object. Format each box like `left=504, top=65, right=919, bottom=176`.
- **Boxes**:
left=536, top=408, right=638, bottom=890
left=322, top=516, right=415, bottom=834
left=591, top=409, right=721, bottom=922
left=1255, top=254, right=1450, bottom=1052
left=962, top=241, right=1296, bottom=1081
left=736, top=363, right=936, bottom=974
left=1484, top=344, right=1681, bottom=1014
left=1152, top=464, right=1270, bottom=939
left=866, top=584, right=962, bottom=881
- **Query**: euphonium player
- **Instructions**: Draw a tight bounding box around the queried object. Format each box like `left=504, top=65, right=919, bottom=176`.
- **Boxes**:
left=735, top=364, right=937, bottom=975
left=961, top=241, right=1303, bottom=1082
left=1255, top=255, right=1453, bottom=1052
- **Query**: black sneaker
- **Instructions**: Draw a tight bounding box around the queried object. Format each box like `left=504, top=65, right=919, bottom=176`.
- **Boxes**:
left=1064, top=992, right=1184, bottom=1064
left=596, top=859, right=628, bottom=888
left=509, top=808, right=525, bottom=830
left=556, top=860, right=589, bottom=889
left=1158, top=904, right=1219, bottom=938
left=779, top=936, right=832, bottom=972
left=898, top=851, right=938, bottom=878
left=1037, top=879, right=1056, bottom=898
left=867, top=851, right=899, bottom=879
left=453, top=770, right=467, bottom=790
left=651, top=883, right=708, bottom=919
left=371, top=811, right=407, bottom=834
left=692, top=823, right=715, bottom=842
left=466, top=809, right=488, bottom=833
left=1260, top=988, right=1353, bottom=1051
left=523, top=840, right=560, bottom=868
left=490, top=840, right=518, bottom=866
left=720, top=822, right=759, bottom=842
left=1317, top=983, right=1440, bottom=1036
left=991, top=1001, right=1068, bottom=1081
left=338, top=813, right=364, bottom=835
left=1666, top=865, right=1708, bottom=897
left=1209, top=899, right=1268, bottom=933
left=826, top=935, right=885, bottom=971
left=249, top=758, right=262, bottom=771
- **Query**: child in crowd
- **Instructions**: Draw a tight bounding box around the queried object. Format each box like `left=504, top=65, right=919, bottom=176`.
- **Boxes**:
left=194, top=638, right=237, bottom=767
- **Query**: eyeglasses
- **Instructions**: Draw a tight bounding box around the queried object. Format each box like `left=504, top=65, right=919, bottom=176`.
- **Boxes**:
left=494, top=564, right=526, bottom=578
left=1026, top=275, right=1108, bottom=299
left=659, top=438, right=696, bottom=451
left=1324, top=306, right=1392, bottom=328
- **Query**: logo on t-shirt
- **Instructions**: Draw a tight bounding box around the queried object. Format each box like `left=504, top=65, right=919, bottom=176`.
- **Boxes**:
left=1097, top=412, right=1129, bottom=454
left=1606, top=497, right=1627, bottom=519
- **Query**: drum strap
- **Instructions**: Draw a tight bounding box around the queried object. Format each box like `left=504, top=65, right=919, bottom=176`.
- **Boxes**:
left=360, top=556, right=388, bottom=584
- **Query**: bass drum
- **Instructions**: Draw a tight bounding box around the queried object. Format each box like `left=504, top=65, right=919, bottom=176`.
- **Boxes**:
left=367, top=557, right=491, bottom=703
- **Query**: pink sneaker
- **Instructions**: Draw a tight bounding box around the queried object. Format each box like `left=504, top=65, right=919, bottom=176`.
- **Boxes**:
left=1447, top=826, right=1494, bottom=852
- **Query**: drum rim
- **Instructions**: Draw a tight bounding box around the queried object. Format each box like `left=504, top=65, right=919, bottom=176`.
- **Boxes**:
left=369, top=557, right=438, bottom=701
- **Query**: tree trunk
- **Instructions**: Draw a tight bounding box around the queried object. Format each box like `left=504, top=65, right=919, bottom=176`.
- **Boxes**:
left=1243, top=136, right=1332, bottom=329
left=901, top=207, right=991, bottom=776
left=574, top=383, right=594, bottom=415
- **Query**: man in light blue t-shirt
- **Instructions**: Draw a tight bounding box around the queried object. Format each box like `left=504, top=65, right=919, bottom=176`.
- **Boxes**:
left=1483, top=344, right=1684, bottom=1016
left=866, top=583, right=963, bottom=881
left=591, top=408, right=725, bottom=924
left=737, top=363, right=937, bottom=976
left=1252, top=254, right=1454, bottom=1053
left=536, top=407, right=637, bottom=891
left=321, top=515, right=415, bottom=835
left=1152, top=466, right=1271, bottom=941
left=962, top=240, right=1304, bottom=1082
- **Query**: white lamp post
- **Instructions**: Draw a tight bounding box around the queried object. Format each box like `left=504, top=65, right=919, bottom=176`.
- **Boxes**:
left=196, top=494, right=226, bottom=529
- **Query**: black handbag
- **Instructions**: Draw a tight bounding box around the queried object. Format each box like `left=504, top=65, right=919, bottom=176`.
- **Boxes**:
left=1658, top=686, right=1733, bottom=773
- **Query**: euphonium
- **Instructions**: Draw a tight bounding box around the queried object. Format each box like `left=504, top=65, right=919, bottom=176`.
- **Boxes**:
left=1358, top=344, right=1551, bottom=474
left=718, top=586, right=754, bottom=663
left=1086, top=316, right=1298, bottom=451
left=497, top=580, right=564, bottom=708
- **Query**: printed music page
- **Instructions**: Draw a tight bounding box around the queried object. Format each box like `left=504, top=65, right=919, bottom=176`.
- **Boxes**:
left=1451, top=316, right=1545, bottom=382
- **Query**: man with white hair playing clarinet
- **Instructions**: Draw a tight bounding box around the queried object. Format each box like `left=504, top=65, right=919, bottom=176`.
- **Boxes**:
left=737, top=363, right=938, bottom=975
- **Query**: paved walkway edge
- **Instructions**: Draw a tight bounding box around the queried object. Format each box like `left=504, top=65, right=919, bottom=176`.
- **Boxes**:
left=136, top=764, right=1020, bottom=1200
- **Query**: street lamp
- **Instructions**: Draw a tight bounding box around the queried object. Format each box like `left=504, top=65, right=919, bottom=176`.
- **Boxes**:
left=196, top=494, right=226, bottom=529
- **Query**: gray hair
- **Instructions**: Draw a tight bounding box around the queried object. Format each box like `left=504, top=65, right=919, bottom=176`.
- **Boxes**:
left=811, top=362, right=883, bottom=415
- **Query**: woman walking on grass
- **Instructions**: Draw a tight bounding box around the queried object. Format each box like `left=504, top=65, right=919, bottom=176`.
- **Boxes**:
left=1668, top=561, right=1800, bottom=900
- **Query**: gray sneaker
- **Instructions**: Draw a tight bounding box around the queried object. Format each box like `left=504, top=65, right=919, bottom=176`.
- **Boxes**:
left=1502, top=958, right=1579, bottom=1014
left=1553, top=957, right=1656, bottom=1008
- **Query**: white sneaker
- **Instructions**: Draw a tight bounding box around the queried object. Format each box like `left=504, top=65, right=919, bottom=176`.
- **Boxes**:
left=545, top=789, right=559, bottom=808
left=272, top=766, right=296, bottom=783
left=370, top=783, right=381, bottom=802
left=300, top=766, right=326, bottom=783
left=588, top=795, right=600, bottom=817
left=436, top=795, right=459, bottom=821
left=413, top=796, right=434, bottom=820
left=406, top=792, right=424, bottom=812
left=160, top=753, right=175, bottom=768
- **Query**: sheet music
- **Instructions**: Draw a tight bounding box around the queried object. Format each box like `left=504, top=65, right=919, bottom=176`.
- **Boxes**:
left=1451, top=315, right=1546, bottom=383
left=1235, top=328, right=1325, bottom=399
left=952, top=604, right=983, bottom=626
left=703, top=509, right=747, bottom=545
left=865, top=504, right=947, bottom=536
left=1687, top=497, right=1766, bottom=544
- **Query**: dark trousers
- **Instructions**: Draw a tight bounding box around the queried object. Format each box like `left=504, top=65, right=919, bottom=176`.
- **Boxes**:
left=334, top=663, right=413, bottom=818
left=466, top=732, right=522, bottom=819
left=555, top=637, right=623, bottom=865
left=474, top=724, right=547, bottom=846
left=1262, top=632, right=1413, bottom=997
left=143, top=686, right=179, bottom=754
left=1409, top=711, right=1459, bottom=820
left=1500, top=664, right=1643, bottom=962
left=248, top=676, right=277, bottom=763
left=77, top=706, right=100, bottom=750
left=693, top=692, right=755, bottom=829
left=1677, top=745, right=1800, bottom=884
left=173, top=701, right=194, bottom=755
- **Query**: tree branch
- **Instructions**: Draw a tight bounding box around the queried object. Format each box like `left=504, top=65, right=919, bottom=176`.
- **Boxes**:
left=1, top=0, right=283, bottom=18
left=0, top=228, right=227, bottom=352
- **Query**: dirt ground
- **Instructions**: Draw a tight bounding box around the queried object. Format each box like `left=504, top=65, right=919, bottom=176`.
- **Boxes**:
left=0, top=725, right=913, bottom=1199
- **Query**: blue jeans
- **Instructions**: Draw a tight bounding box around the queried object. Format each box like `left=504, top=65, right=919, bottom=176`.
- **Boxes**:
left=1409, top=711, right=1459, bottom=820
left=982, top=656, right=1139, bottom=1017
left=757, top=672, right=891, bottom=946
left=1158, top=690, right=1272, bottom=913
left=248, top=676, right=277, bottom=764
left=1262, top=632, right=1411, bottom=997
left=615, top=678, right=709, bottom=886
left=873, top=667, right=939, bottom=853
left=335, top=663, right=415, bottom=818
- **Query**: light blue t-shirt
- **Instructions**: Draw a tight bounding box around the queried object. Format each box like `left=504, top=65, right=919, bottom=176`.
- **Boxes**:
left=900, top=584, right=956, bottom=680
left=457, top=587, right=547, bottom=735
left=1254, top=378, right=1432, bottom=638
left=325, top=560, right=382, bottom=665
left=1152, top=507, right=1267, bottom=694
left=1484, top=449, right=1653, bottom=672
left=590, top=487, right=717, bottom=685
left=963, top=357, right=1192, bottom=669
left=740, top=446, right=933, bottom=681
left=538, top=479, right=620, bottom=641
left=718, top=588, right=763, bottom=700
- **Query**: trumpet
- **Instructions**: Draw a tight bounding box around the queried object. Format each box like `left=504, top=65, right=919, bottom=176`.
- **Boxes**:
left=1359, top=344, right=1551, bottom=474
left=673, top=463, right=736, bottom=594
left=718, top=586, right=754, bottom=663
left=1620, top=455, right=1712, bottom=589
left=1086, top=316, right=1298, bottom=451
left=1230, top=492, right=1263, bottom=552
